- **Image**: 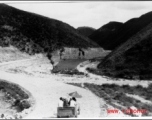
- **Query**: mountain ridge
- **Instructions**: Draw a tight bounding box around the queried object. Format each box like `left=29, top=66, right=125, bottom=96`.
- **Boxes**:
left=98, top=18, right=152, bottom=80
left=77, top=26, right=96, bottom=37
left=0, top=3, right=99, bottom=55
left=89, top=11, right=152, bottom=50
left=89, top=21, right=123, bottom=50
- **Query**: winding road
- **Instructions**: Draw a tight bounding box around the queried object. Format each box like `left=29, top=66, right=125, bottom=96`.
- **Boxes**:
left=0, top=58, right=101, bottom=118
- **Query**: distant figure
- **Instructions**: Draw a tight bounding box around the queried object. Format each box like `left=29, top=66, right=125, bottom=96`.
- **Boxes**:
left=78, top=48, right=81, bottom=58
left=78, top=48, right=85, bottom=59
left=59, top=47, right=65, bottom=60
left=58, top=97, right=64, bottom=107
left=82, top=51, right=85, bottom=57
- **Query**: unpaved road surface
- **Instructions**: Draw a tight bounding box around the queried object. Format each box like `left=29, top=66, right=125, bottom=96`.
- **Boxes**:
left=0, top=58, right=101, bottom=118
left=0, top=58, right=133, bottom=118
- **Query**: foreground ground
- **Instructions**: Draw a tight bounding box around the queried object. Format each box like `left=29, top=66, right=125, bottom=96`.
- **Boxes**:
left=0, top=58, right=101, bottom=118
left=0, top=55, right=129, bottom=118
left=0, top=54, right=152, bottom=118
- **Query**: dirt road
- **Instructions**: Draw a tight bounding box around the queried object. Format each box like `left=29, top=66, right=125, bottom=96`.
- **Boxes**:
left=0, top=58, right=101, bottom=118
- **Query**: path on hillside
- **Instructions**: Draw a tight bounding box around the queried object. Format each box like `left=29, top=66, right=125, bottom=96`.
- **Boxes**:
left=0, top=58, right=101, bottom=118
left=0, top=58, right=35, bottom=66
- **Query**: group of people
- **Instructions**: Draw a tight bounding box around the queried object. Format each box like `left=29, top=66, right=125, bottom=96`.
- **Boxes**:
left=58, top=96, right=80, bottom=115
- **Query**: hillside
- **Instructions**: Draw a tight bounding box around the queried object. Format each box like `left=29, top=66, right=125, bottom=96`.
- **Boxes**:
left=89, top=21, right=123, bottom=50
left=0, top=4, right=98, bottom=55
left=98, top=20, right=152, bottom=80
left=90, top=11, right=152, bottom=50
left=77, top=26, right=96, bottom=37
left=0, top=46, right=30, bottom=63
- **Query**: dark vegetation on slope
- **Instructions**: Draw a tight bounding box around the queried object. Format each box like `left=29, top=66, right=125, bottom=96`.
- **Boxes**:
left=98, top=21, right=152, bottom=80
left=0, top=4, right=98, bottom=56
left=68, top=83, right=152, bottom=116
left=0, top=80, right=31, bottom=112
left=90, top=12, right=152, bottom=50
left=89, top=21, right=123, bottom=50
left=77, top=26, right=96, bottom=37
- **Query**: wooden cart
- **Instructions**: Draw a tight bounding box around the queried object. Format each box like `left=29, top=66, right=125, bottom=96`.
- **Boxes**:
left=57, top=107, right=77, bottom=118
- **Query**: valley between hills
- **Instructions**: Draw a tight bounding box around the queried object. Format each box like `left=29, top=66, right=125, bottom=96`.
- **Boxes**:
left=0, top=3, right=152, bottom=119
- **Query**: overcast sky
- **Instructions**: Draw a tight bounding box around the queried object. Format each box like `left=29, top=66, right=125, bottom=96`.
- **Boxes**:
left=5, top=1, right=152, bottom=29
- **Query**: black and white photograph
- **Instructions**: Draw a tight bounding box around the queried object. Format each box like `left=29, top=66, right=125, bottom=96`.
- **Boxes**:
left=0, top=0, right=152, bottom=119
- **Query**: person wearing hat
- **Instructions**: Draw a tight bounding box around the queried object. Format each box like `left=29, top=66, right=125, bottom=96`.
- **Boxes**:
left=69, top=97, right=77, bottom=107
left=69, top=97, right=80, bottom=115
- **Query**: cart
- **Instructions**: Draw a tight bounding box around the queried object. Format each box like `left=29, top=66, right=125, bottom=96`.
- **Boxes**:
left=57, top=107, right=77, bottom=118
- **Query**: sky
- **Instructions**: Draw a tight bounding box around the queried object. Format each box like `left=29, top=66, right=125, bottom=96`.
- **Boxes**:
left=4, top=1, right=152, bottom=29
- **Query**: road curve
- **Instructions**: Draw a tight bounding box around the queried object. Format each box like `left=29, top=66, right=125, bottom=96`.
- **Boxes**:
left=0, top=59, right=101, bottom=118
